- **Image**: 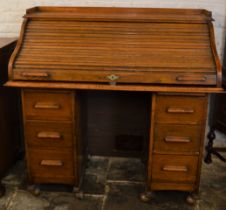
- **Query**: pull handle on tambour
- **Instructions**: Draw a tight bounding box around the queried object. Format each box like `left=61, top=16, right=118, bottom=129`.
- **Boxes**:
left=37, top=131, right=62, bottom=139
left=176, top=76, right=207, bottom=82
left=164, top=136, right=191, bottom=143
left=34, top=102, right=61, bottom=109
left=21, top=72, right=49, bottom=78
left=40, top=160, right=64, bottom=166
left=162, top=165, right=188, bottom=172
left=167, top=107, right=194, bottom=114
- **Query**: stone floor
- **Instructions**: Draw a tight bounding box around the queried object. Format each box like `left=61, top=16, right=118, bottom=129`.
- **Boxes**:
left=0, top=132, right=226, bottom=210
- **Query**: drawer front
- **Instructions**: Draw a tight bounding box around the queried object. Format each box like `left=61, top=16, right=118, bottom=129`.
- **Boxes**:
left=25, top=121, right=73, bottom=148
left=154, top=124, right=201, bottom=153
left=22, top=90, right=73, bottom=121
left=152, top=154, right=198, bottom=183
left=155, top=94, right=206, bottom=124
left=14, top=70, right=216, bottom=86
left=28, top=148, right=74, bottom=178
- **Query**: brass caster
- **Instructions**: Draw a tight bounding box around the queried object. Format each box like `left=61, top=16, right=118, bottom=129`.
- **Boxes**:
left=0, top=184, right=5, bottom=198
left=140, top=192, right=153, bottom=203
left=186, top=194, right=196, bottom=205
left=75, top=191, right=84, bottom=200
left=27, top=185, right=40, bottom=196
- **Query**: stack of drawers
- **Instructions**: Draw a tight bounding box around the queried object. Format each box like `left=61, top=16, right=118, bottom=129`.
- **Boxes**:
left=22, top=89, right=81, bottom=186
left=148, top=93, right=208, bottom=192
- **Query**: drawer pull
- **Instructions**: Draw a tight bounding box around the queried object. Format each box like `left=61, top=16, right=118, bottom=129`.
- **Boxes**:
left=167, top=107, right=194, bottom=114
left=40, top=160, right=64, bottom=166
left=162, top=165, right=188, bottom=172
left=164, top=136, right=191, bottom=143
left=21, top=72, right=49, bottom=78
left=37, top=131, right=62, bottom=139
left=176, top=76, right=207, bottom=82
left=34, top=102, right=61, bottom=109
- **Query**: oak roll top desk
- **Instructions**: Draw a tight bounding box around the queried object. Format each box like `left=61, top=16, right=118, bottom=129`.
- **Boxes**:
left=5, top=7, right=224, bottom=202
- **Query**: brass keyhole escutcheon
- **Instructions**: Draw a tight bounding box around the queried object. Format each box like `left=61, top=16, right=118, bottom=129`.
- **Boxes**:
left=106, top=74, right=119, bottom=81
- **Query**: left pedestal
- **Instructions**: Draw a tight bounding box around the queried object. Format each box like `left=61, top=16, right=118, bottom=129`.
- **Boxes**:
left=21, top=89, right=84, bottom=189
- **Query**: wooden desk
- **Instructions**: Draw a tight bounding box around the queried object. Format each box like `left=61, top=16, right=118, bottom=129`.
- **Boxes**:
left=0, top=38, right=20, bottom=197
left=6, top=7, right=223, bottom=204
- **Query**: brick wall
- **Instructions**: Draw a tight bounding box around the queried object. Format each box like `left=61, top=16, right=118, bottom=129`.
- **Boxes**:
left=0, top=0, right=225, bottom=60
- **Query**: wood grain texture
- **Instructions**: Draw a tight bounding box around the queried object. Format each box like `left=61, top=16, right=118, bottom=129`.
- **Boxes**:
left=154, top=124, right=202, bottom=154
left=22, top=89, right=83, bottom=187
left=22, top=89, right=74, bottom=121
left=4, top=81, right=226, bottom=93
left=148, top=93, right=208, bottom=192
left=8, top=7, right=221, bottom=86
left=155, top=94, right=207, bottom=124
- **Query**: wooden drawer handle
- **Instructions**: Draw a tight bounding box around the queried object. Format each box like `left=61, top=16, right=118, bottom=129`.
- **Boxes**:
left=176, top=76, right=207, bottom=82
left=164, top=136, right=191, bottom=143
left=37, top=131, right=62, bottom=139
left=34, top=102, right=61, bottom=109
left=167, top=107, right=194, bottom=114
left=40, top=160, right=64, bottom=166
left=21, top=72, right=49, bottom=78
left=162, top=165, right=188, bottom=172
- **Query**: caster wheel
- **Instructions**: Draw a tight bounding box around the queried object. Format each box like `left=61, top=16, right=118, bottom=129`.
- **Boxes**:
left=140, top=192, right=153, bottom=203
left=0, top=184, right=5, bottom=198
left=27, top=185, right=40, bottom=196
left=186, top=194, right=196, bottom=205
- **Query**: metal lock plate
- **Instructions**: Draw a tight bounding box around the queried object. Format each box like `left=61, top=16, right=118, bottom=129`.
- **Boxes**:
left=106, top=74, right=119, bottom=81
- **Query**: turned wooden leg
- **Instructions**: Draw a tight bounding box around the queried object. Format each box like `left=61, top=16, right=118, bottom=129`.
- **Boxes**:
left=140, top=191, right=154, bottom=202
left=204, top=127, right=216, bottom=164
left=0, top=183, right=5, bottom=198
left=27, top=184, right=40, bottom=196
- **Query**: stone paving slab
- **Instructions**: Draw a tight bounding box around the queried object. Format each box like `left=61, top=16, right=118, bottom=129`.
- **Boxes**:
left=0, top=154, right=225, bottom=210
left=6, top=190, right=50, bottom=210
left=82, top=156, right=109, bottom=195
left=107, top=158, right=145, bottom=182
left=40, top=192, right=103, bottom=210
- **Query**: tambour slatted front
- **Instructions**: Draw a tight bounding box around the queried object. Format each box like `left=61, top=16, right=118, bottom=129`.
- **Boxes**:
left=9, top=7, right=220, bottom=86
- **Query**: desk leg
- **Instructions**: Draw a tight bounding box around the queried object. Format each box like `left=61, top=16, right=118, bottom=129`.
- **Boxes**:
left=0, top=183, right=5, bottom=198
